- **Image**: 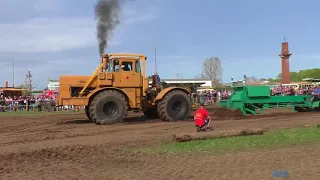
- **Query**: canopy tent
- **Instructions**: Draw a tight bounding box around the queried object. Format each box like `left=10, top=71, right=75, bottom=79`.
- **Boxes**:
left=162, top=82, right=205, bottom=93
left=0, top=88, right=27, bottom=91
left=302, top=78, right=320, bottom=83
left=0, top=88, right=27, bottom=97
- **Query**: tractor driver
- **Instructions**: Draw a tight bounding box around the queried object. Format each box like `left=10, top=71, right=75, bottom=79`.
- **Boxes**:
left=194, top=101, right=212, bottom=132
left=122, top=62, right=131, bottom=71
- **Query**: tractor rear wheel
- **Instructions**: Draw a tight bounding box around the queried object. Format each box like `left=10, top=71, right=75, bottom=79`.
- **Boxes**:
left=157, top=90, right=191, bottom=121
left=89, top=90, right=127, bottom=125
left=143, top=108, right=159, bottom=118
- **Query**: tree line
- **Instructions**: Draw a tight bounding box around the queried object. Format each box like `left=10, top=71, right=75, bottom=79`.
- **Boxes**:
left=195, top=59, right=319, bottom=84
left=149, top=58, right=319, bottom=86
left=255, top=68, right=320, bottom=82
left=147, top=57, right=224, bottom=87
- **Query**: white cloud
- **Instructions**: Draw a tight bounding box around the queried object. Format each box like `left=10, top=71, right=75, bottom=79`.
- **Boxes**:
left=124, top=13, right=157, bottom=25
left=0, top=17, right=121, bottom=53
left=0, top=4, right=157, bottom=53
left=122, top=5, right=157, bottom=25
left=32, top=0, right=61, bottom=12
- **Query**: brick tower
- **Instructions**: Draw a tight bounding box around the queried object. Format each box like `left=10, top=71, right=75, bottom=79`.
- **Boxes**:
left=279, top=40, right=292, bottom=84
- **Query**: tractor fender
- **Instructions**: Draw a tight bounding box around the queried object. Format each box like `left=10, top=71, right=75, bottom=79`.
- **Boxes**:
left=155, top=87, right=191, bottom=102
left=86, top=87, right=130, bottom=105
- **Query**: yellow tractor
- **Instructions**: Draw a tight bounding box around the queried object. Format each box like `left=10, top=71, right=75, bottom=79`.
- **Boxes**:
left=58, top=54, right=192, bottom=124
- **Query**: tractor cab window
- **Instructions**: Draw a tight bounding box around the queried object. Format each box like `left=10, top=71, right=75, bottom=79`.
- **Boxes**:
left=114, top=59, right=120, bottom=72
left=135, top=60, right=141, bottom=73
left=107, top=60, right=113, bottom=72
left=121, top=61, right=133, bottom=71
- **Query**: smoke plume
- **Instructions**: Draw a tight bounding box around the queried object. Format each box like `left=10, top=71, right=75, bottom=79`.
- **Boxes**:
left=95, top=0, right=121, bottom=56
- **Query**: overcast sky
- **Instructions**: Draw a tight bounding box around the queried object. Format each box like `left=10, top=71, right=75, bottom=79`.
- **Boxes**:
left=0, top=0, right=319, bottom=89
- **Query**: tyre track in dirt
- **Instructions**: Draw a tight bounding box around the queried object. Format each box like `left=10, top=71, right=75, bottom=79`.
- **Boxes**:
left=0, top=111, right=319, bottom=180
left=2, top=142, right=317, bottom=180
left=0, top=112, right=319, bottom=154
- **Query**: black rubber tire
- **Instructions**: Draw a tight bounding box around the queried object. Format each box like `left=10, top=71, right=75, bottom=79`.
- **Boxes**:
left=89, top=90, right=127, bottom=125
left=143, top=108, right=159, bottom=118
left=84, top=106, right=92, bottom=122
left=294, top=107, right=303, bottom=112
left=295, top=106, right=310, bottom=112
left=157, top=90, right=191, bottom=121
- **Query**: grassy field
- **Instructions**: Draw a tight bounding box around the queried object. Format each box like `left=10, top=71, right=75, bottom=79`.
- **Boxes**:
left=0, top=111, right=82, bottom=116
left=136, top=126, right=320, bottom=154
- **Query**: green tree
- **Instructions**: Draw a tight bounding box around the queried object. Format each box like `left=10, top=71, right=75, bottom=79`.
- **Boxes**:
left=15, top=84, right=25, bottom=89
left=260, top=68, right=320, bottom=82
left=201, top=57, right=223, bottom=86
left=274, top=68, right=320, bottom=82
left=245, top=76, right=260, bottom=82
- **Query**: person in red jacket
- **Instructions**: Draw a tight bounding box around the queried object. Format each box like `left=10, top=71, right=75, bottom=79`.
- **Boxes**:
left=194, top=102, right=212, bottom=132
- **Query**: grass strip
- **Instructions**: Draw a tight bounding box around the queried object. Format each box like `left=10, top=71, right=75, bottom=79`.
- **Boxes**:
left=136, top=126, right=320, bottom=154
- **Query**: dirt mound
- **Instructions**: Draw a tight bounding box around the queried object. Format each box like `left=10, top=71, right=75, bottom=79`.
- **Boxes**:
left=209, top=106, right=247, bottom=120
left=206, top=106, right=316, bottom=121
left=173, top=129, right=264, bottom=142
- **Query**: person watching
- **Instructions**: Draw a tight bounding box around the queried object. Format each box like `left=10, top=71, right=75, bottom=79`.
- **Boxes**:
left=194, top=102, right=213, bottom=132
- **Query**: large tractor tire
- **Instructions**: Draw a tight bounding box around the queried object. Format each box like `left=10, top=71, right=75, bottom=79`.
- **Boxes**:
left=84, top=106, right=92, bottom=122
left=157, top=90, right=191, bottom=121
left=143, top=108, right=159, bottom=118
left=89, top=90, right=127, bottom=125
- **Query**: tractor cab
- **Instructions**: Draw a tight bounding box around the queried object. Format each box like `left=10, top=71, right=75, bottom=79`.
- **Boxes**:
left=103, top=55, right=143, bottom=88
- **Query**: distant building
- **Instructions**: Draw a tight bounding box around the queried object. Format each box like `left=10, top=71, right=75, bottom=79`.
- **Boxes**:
left=157, top=79, right=212, bottom=88
left=48, top=80, right=59, bottom=90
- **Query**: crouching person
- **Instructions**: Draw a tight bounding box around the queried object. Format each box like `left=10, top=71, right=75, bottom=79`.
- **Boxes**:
left=194, top=102, right=213, bottom=132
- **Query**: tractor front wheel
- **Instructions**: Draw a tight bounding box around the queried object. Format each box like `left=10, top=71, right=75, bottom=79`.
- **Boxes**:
left=89, top=90, right=127, bottom=125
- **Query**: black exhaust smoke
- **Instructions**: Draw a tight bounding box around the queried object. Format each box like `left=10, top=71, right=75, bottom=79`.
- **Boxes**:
left=95, top=0, right=121, bottom=56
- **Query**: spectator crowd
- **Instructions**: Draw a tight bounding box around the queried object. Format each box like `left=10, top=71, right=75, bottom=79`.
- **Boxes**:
left=0, top=94, right=56, bottom=112
left=192, top=89, right=232, bottom=105
left=270, top=85, right=317, bottom=96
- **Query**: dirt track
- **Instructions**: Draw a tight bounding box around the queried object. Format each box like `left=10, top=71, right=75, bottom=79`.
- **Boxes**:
left=0, top=110, right=320, bottom=180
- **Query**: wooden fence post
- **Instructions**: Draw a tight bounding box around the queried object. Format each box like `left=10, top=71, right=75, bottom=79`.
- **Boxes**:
left=26, top=101, right=29, bottom=111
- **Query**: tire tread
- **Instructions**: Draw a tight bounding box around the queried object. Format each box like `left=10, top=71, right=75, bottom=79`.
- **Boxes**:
left=89, top=90, right=128, bottom=125
left=157, top=90, right=191, bottom=121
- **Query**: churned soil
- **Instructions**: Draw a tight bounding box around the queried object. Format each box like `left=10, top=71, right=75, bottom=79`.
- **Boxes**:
left=0, top=109, right=319, bottom=180
left=205, top=105, right=309, bottom=121
left=209, top=106, right=246, bottom=120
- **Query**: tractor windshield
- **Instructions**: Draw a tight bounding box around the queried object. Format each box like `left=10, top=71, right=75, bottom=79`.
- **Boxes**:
left=135, top=60, right=141, bottom=73
left=107, top=60, right=113, bottom=72
left=114, top=59, right=120, bottom=72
